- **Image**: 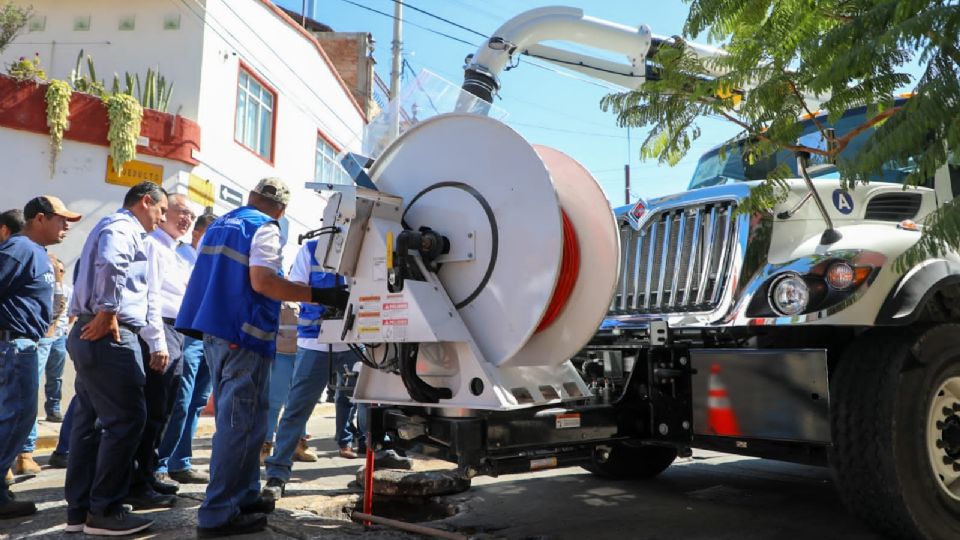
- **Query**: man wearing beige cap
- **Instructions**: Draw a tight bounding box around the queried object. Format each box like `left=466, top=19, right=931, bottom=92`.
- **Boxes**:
left=177, top=178, right=348, bottom=537
left=0, top=195, right=80, bottom=519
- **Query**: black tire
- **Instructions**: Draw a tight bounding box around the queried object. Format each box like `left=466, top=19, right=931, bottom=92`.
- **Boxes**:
left=582, top=443, right=677, bottom=479
left=830, top=324, right=960, bottom=540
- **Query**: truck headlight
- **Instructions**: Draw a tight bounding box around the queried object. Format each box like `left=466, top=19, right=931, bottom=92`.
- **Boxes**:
left=769, top=274, right=810, bottom=316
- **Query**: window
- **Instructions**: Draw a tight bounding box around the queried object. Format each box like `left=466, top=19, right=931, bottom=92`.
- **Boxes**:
left=235, top=67, right=275, bottom=161
left=315, top=135, right=351, bottom=185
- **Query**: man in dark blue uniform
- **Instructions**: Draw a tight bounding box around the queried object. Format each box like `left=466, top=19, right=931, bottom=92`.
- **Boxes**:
left=177, top=178, right=348, bottom=538
left=0, top=195, right=80, bottom=519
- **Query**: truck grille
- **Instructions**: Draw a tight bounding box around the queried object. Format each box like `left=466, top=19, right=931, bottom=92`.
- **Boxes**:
left=864, top=192, right=922, bottom=221
left=611, top=201, right=738, bottom=313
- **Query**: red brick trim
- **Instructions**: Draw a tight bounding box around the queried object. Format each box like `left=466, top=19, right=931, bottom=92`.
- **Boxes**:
left=0, top=75, right=200, bottom=165
left=257, top=0, right=368, bottom=124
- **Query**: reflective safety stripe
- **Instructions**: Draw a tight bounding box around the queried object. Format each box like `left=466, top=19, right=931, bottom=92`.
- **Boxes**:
left=241, top=322, right=276, bottom=341
left=298, top=318, right=323, bottom=327
left=200, top=245, right=250, bottom=266
left=277, top=324, right=298, bottom=331
left=310, top=265, right=325, bottom=272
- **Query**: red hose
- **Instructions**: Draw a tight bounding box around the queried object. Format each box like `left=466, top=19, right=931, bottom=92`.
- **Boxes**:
left=363, top=446, right=374, bottom=525
left=536, top=209, right=580, bottom=333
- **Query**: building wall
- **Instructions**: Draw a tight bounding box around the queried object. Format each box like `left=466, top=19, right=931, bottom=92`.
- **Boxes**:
left=191, top=0, right=367, bottom=263
left=0, top=129, right=195, bottom=275
left=315, top=32, right=378, bottom=119
left=1, top=0, right=205, bottom=119
left=2, top=0, right=368, bottom=266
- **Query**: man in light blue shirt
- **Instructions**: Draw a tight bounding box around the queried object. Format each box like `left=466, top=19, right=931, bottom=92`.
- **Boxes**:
left=64, top=182, right=168, bottom=537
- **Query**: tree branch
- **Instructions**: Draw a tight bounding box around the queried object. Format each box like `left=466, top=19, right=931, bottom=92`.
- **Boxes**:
left=833, top=106, right=901, bottom=151
left=716, top=110, right=833, bottom=157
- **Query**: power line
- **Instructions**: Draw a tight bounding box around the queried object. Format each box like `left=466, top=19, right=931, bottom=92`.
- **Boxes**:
left=335, top=0, right=481, bottom=47
left=510, top=121, right=628, bottom=139
left=388, top=0, right=489, bottom=39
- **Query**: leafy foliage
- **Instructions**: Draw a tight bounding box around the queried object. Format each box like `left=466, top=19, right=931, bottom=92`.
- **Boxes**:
left=105, top=93, right=143, bottom=174
left=6, top=52, right=44, bottom=82
left=603, top=0, right=960, bottom=266
left=0, top=1, right=30, bottom=55
left=45, top=79, right=71, bottom=177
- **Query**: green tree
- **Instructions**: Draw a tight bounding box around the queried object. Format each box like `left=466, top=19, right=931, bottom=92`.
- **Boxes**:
left=0, top=2, right=31, bottom=54
left=602, top=0, right=960, bottom=268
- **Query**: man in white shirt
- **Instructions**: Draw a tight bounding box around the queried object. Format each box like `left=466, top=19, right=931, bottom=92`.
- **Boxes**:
left=262, top=240, right=363, bottom=500
left=156, top=213, right=216, bottom=485
left=128, top=193, right=197, bottom=509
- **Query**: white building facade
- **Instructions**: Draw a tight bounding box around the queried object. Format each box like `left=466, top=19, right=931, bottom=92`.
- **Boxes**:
left=1, top=0, right=366, bottom=267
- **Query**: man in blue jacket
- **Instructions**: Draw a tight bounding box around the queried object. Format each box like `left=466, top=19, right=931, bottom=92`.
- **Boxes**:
left=177, top=178, right=348, bottom=538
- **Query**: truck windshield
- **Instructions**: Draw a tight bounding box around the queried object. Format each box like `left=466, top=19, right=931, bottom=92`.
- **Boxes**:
left=688, top=105, right=917, bottom=190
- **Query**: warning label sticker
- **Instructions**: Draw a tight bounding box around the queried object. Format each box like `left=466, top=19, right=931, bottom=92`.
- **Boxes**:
left=382, top=302, right=408, bottom=311
left=555, top=413, right=581, bottom=429
left=382, top=318, right=407, bottom=340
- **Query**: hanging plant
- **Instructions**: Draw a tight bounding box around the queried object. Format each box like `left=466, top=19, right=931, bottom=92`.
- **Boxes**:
left=45, top=79, right=72, bottom=178
left=105, top=93, right=143, bottom=174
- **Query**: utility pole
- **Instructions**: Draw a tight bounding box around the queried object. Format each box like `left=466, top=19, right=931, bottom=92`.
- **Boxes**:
left=389, top=1, right=403, bottom=137
left=625, top=126, right=632, bottom=204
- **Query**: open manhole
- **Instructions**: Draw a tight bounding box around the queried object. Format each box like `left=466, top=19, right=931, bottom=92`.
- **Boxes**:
left=356, top=495, right=461, bottom=523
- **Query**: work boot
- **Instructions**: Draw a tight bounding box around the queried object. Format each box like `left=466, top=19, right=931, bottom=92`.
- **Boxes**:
left=46, top=410, right=64, bottom=423
left=239, top=496, right=275, bottom=514
left=13, top=453, right=41, bottom=475
left=338, top=446, right=359, bottom=459
left=374, top=449, right=414, bottom=470
left=150, top=473, right=180, bottom=495
left=259, top=441, right=273, bottom=466
left=260, top=477, right=285, bottom=502
left=123, top=487, right=177, bottom=510
left=293, top=437, right=318, bottom=462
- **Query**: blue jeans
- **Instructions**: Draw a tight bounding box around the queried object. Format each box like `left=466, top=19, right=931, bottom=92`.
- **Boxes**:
left=157, top=336, right=212, bottom=473
left=65, top=325, right=146, bottom=520
left=334, top=352, right=363, bottom=449
left=198, top=335, right=270, bottom=529
left=20, top=337, right=52, bottom=453
left=0, top=338, right=39, bottom=504
left=44, top=334, right=67, bottom=415
left=18, top=335, right=67, bottom=453
left=265, top=348, right=357, bottom=481
left=265, top=351, right=298, bottom=443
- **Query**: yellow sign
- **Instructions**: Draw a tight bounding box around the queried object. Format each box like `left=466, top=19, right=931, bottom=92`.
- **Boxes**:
left=105, top=156, right=163, bottom=187
left=187, top=173, right=215, bottom=207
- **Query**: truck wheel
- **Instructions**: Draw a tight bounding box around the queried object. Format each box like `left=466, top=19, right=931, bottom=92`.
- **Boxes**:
left=830, top=325, right=960, bottom=540
left=583, top=443, right=677, bottom=479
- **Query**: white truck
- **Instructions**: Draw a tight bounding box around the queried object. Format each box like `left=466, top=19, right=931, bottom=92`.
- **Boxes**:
left=309, top=7, right=960, bottom=540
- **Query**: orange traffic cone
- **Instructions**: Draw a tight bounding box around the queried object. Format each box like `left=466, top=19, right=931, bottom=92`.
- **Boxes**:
left=707, top=363, right=741, bottom=436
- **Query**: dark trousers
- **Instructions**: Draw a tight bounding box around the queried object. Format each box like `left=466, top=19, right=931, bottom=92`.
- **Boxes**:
left=65, top=325, right=146, bottom=520
left=131, top=324, right=184, bottom=492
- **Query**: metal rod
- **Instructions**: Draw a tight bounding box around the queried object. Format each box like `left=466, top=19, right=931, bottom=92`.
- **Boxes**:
left=352, top=511, right=469, bottom=540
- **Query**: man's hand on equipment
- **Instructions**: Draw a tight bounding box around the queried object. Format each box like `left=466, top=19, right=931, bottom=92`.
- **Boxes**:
left=311, top=285, right=350, bottom=310
left=149, top=351, right=170, bottom=372
left=81, top=311, right=121, bottom=342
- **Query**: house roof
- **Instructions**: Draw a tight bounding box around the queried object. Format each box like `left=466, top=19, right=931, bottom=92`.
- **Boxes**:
left=256, top=0, right=366, bottom=123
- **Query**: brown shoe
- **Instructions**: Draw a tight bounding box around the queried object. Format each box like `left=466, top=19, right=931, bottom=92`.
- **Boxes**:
left=338, top=446, right=359, bottom=459
left=14, top=453, right=41, bottom=475
left=294, top=438, right=318, bottom=462
left=259, top=442, right=273, bottom=466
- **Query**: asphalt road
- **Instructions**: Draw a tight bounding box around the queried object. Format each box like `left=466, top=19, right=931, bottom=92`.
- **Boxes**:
left=3, top=403, right=886, bottom=540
